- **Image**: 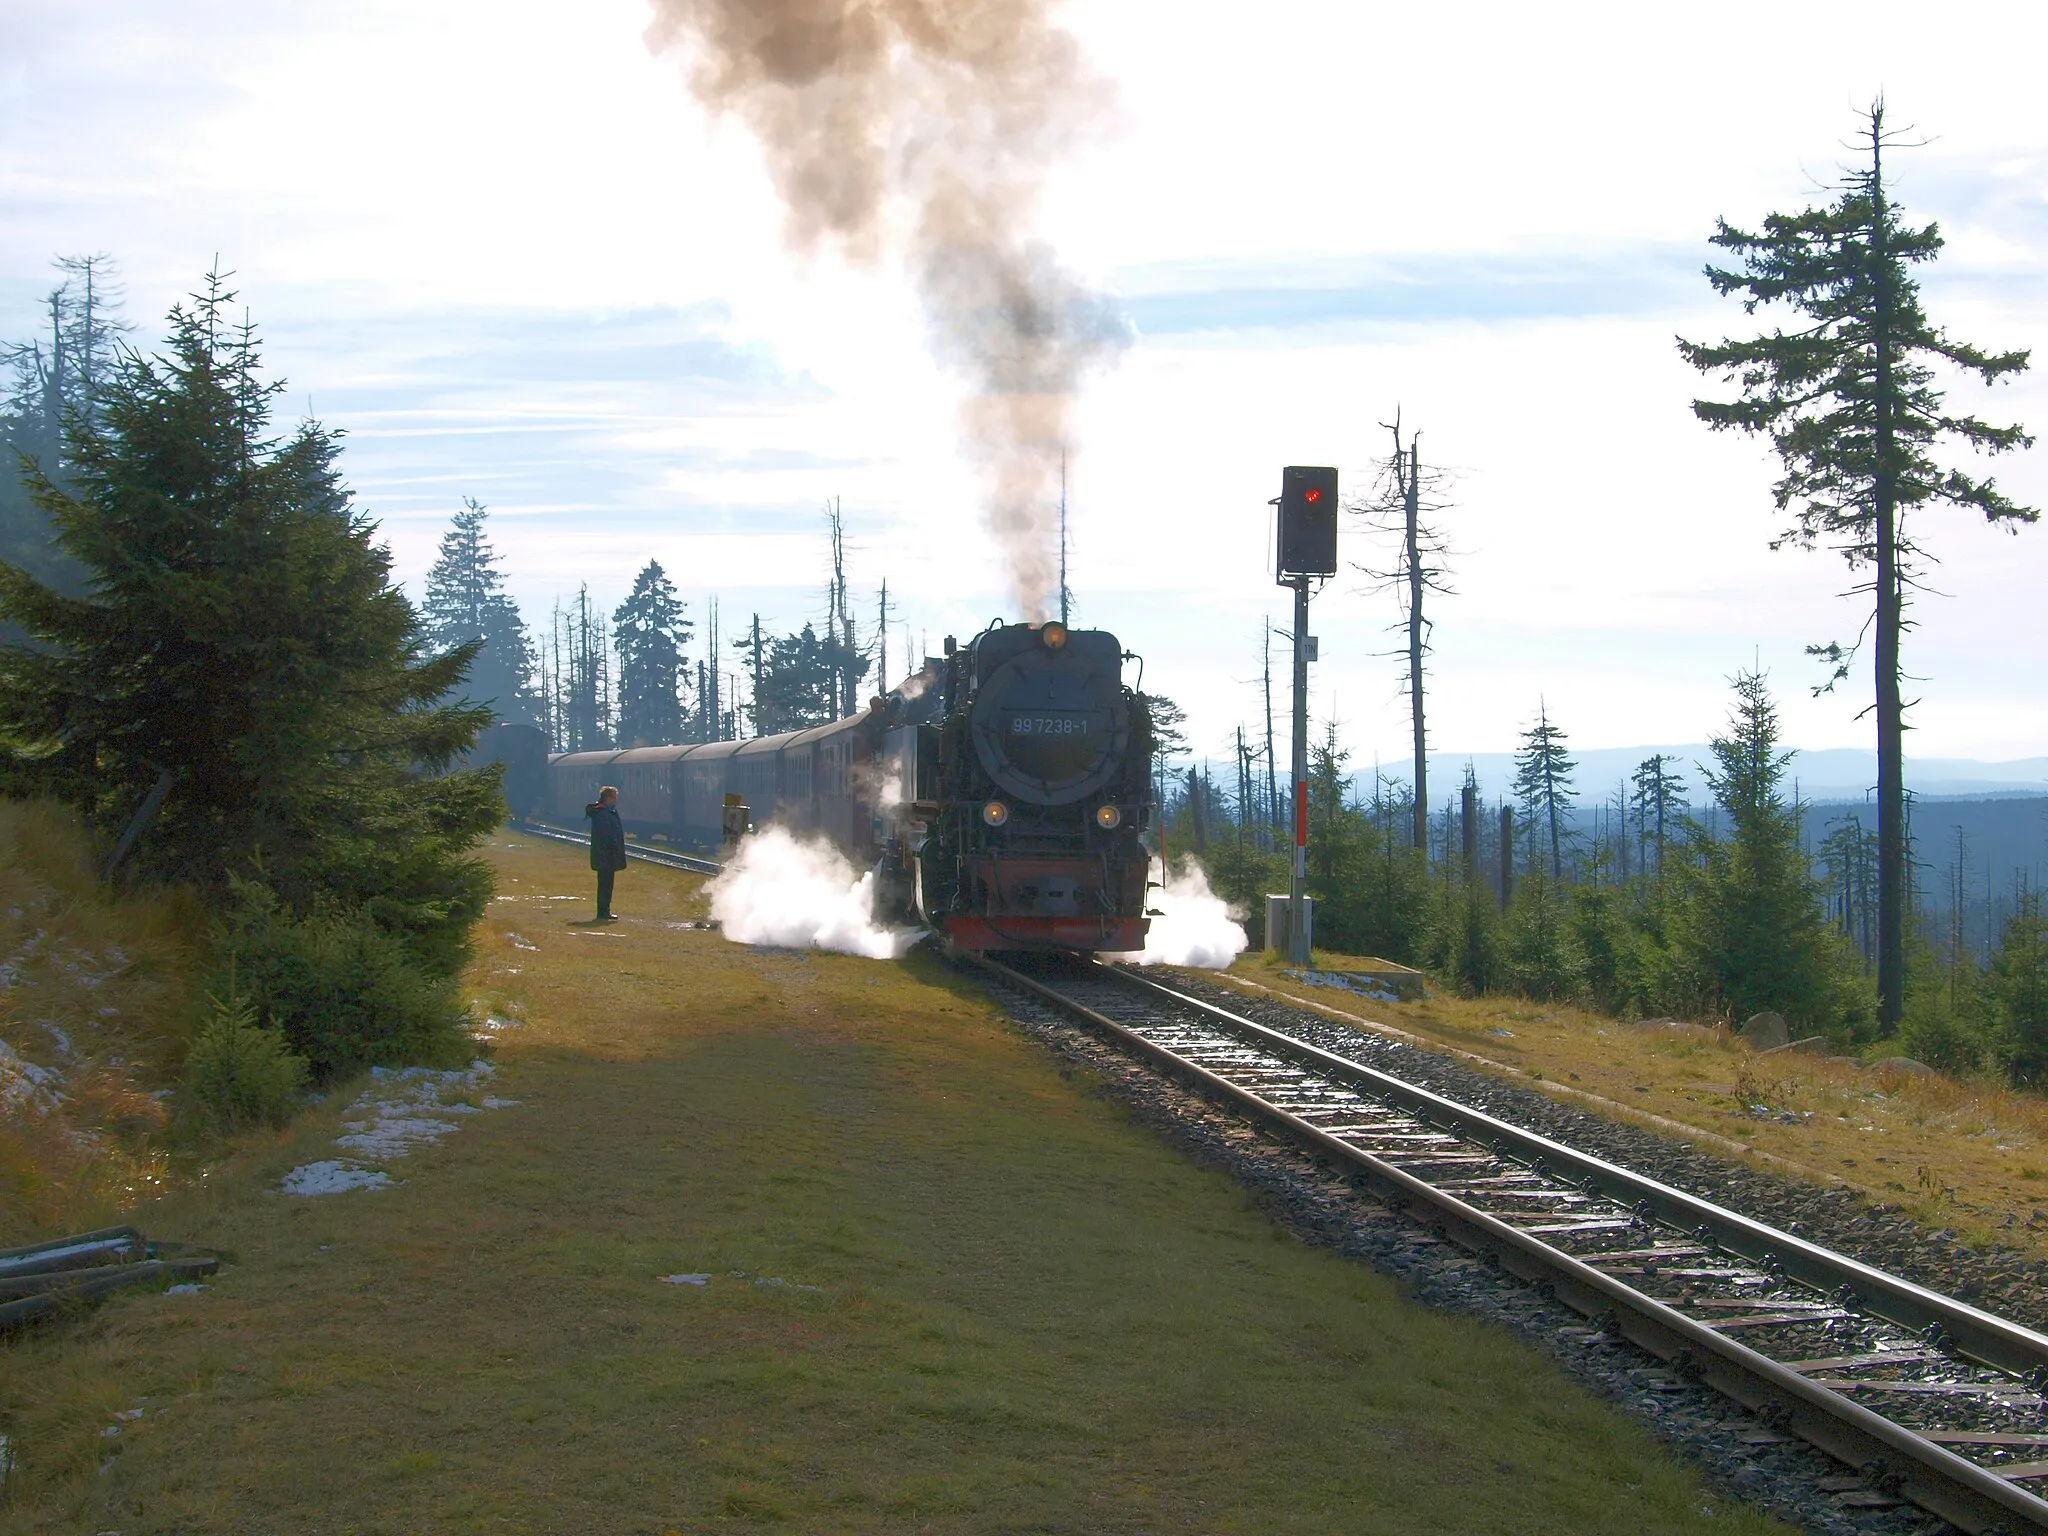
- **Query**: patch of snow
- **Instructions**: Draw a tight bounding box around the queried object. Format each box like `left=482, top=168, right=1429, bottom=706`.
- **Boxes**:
left=281, top=1060, right=515, bottom=1196
left=469, top=1010, right=523, bottom=1042
left=163, top=1284, right=205, bottom=1295
left=507, top=933, right=538, bottom=951
left=660, top=1273, right=711, bottom=1286
left=1285, top=968, right=1405, bottom=1004
left=278, top=1161, right=395, bottom=1196
left=0, top=1038, right=63, bottom=1110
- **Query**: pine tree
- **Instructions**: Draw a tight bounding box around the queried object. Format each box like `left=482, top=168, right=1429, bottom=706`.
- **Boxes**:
left=1630, top=753, right=1688, bottom=880
left=0, top=270, right=501, bottom=972
left=1671, top=671, right=1860, bottom=1032
left=1512, top=702, right=1576, bottom=880
left=420, top=498, right=538, bottom=726
left=1991, top=892, right=2048, bottom=1082
left=1, top=257, right=129, bottom=596
left=752, top=623, right=836, bottom=734
left=1679, top=102, right=2036, bottom=1028
left=612, top=560, right=691, bottom=746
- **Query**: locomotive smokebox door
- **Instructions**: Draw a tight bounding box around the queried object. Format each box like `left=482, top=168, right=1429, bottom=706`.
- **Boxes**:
left=1277, top=465, right=1338, bottom=578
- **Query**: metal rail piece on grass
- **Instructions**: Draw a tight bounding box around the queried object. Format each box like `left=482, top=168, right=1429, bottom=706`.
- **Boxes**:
left=973, top=955, right=2048, bottom=1536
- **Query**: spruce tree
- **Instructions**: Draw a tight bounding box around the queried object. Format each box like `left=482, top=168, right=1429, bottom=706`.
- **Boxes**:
left=1672, top=671, right=1859, bottom=1032
left=612, top=560, right=691, bottom=746
left=1992, top=893, right=2048, bottom=1083
left=1679, top=103, right=2035, bottom=1028
left=752, top=623, right=836, bottom=734
left=0, top=271, right=501, bottom=974
left=1512, top=702, right=1576, bottom=880
left=1, top=257, right=127, bottom=596
left=1630, top=753, right=1688, bottom=881
left=420, top=497, right=538, bottom=726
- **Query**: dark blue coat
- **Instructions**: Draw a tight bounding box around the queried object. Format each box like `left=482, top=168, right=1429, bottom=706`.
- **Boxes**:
left=586, top=802, right=626, bottom=872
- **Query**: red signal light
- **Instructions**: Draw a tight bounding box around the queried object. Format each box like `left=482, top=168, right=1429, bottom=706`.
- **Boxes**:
left=1304, top=488, right=1321, bottom=503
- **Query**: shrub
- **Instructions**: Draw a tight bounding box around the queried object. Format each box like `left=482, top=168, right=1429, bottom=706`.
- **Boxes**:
left=1421, top=873, right=1501, bottom=995
left=185, top=983, right=309, bottom=1130
left=1992, top=896, right=2048, bottom=1084
left=1502, top=866, right=1579, bottom=1001
left=216, top=881, right=467, bottom=1078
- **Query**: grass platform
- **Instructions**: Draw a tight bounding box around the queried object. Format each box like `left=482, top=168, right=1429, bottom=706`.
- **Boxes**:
left=0, top=835, right=1772, bottom=1534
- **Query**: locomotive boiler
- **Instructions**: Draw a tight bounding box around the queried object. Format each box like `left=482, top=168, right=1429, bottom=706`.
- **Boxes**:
left=537, top=619, right=1156, bottom=955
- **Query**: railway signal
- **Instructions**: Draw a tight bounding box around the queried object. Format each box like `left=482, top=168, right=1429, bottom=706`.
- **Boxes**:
left=1277, top=465, right=1339, bottom=578
left=1273, top=465, right=1336, bottom=967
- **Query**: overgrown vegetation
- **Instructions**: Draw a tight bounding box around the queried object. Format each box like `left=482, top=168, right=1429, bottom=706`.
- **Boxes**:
left=0, top=800, right=202, bottom=1243
left=1183, top=669, right=2048, bottom=1067
left=0, top=270, right=501, bottom=1192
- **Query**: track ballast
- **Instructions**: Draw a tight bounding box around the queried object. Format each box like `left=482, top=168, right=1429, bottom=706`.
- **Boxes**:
left=972, top=953, right=2048, bottom=1536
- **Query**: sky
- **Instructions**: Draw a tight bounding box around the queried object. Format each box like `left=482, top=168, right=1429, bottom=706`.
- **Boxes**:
left=5, top=0, right=2048, bottom=780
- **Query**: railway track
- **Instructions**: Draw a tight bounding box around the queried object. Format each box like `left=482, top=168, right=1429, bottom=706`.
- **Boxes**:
left=512, top=819, right=723, bottom=877
left=972, top=953, right=2048, bottom=1535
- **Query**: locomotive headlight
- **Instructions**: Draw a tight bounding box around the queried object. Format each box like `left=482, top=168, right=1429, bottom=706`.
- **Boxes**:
left=981, top=800, right=1010, bottom=827
left=1094, top=804, right=1122, bottom=830
left=1040, top=621, right=1068, bottom=649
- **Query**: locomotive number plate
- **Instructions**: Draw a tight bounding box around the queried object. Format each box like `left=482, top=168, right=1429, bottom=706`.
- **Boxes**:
left=1007, top=713, right=1092, bottom=737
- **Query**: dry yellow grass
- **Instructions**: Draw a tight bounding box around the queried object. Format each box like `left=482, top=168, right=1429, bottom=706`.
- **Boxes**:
left=0, top=834, right=1777, bottom=1534
left=1235, top=950, right=2048, bottom=1251
left=0, top=800, right=206, bottom=1243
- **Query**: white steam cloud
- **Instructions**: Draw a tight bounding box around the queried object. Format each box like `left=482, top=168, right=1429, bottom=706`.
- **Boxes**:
left=1121, top=860, right=1247, bottom=970
left=708, top=826, right=923, bottom=959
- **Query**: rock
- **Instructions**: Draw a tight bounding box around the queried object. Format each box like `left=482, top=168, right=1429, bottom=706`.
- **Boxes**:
left=1740, top=1011, right=1790, bottom=1051
left=1632, top=1016, right=1679, bottom=1032
left=1825, top=1055, right=1863, bottom=1067
left=1872, top=1056, right=1935, bottom=1077
left=1758, top=1035, right=1828, bottom=1057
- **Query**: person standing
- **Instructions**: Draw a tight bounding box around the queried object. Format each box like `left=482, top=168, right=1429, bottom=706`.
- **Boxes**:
left=586, top=785, right=626, bottom=921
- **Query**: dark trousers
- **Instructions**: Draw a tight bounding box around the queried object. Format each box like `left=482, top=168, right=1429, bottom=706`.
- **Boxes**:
left=596, top=867, right=616, bottom=918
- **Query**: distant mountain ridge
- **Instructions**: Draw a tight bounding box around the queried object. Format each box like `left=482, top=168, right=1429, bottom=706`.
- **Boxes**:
left=1371, top=748, right=2048, bottom=807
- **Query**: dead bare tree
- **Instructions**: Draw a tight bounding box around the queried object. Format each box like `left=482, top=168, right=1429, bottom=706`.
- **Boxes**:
left=1350, top=411, right=1458, bottom=855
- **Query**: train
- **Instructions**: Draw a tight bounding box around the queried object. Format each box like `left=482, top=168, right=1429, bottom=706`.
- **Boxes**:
left=477, top=619, right=1157, bottom=954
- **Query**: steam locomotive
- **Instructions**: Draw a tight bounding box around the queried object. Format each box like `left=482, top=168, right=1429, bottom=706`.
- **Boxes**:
left=515, top=619, right=1156, bottom=954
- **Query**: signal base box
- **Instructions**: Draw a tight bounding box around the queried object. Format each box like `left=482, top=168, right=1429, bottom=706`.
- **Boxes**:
left=1265, top=893, right=1314, bottom=956
left=1277, top=465, right=1338, bottom=578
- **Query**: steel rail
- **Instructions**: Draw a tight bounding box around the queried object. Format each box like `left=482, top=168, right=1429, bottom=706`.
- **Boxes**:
left=512, top=819, right=722, bottom=877
left=974, top=954, right=2048, bottom=1536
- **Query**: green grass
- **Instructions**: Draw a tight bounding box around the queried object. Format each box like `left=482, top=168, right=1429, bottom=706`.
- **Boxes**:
left=0, top=834, right=1781, bottom=1533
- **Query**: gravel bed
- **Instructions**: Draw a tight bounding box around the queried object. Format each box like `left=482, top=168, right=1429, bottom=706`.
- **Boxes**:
left=1164, top=969, right=2048, bottom=1336
left=987, top=974, right=1964, bottom=1536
